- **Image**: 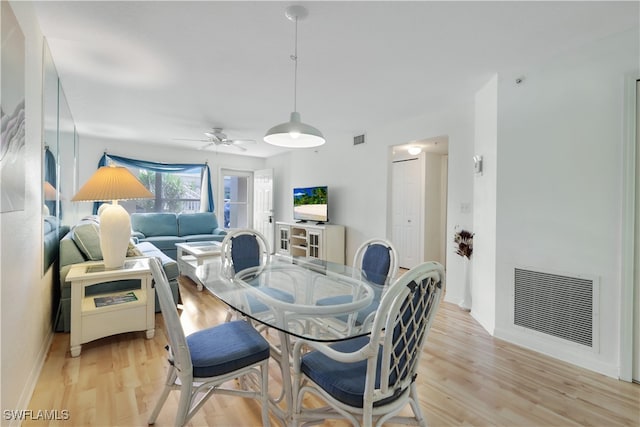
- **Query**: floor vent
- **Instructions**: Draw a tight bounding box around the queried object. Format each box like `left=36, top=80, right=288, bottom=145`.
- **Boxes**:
left=514, top=268, right=595, bottom=348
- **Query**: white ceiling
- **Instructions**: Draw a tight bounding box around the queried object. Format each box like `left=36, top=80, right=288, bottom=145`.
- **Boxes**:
left=32, top=1, right=639, bottom=158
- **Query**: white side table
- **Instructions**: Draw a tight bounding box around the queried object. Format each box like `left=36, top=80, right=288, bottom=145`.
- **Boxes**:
left=67, top=257, right=155, bottom=357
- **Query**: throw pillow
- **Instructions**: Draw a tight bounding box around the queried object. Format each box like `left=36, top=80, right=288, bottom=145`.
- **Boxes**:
left=72, top=223, right=102, bottom=261
left=126, top=240, right=143, bottom=257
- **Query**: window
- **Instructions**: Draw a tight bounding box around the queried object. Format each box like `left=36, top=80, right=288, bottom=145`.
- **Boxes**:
left=222, top=170, right=252, bottom=229
left=112, top=160, right=205, bottom=214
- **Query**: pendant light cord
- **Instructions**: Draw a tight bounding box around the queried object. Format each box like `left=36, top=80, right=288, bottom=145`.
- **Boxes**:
left=291, top=16, right=298, bottom=112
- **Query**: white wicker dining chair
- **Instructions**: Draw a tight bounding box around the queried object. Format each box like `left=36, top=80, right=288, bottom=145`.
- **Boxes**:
left=147, top=257, right=271, bottom=427
left=220, top=229, right=295, bottom=319
left=316, top=238, right=399, bottom=330
left=292, top=261, right=445, bottom=427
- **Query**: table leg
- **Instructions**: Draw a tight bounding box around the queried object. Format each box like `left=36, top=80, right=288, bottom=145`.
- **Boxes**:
left=70, top=279, right=82, bottom=357
left=263, top=329, right=294, bottom=426
left=70, top=345, right=81, bottom=357
left=195, top=258, right=204, bottom=291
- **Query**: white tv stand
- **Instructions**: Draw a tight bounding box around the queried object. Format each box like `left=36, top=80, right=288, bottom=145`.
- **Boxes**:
left=275, top=221, right=345, bottom=264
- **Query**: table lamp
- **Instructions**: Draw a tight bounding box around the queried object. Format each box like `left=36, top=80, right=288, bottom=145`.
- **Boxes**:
left=43, top=181, right=58, bottom=215
left=72, top=165, right=153, bottom=269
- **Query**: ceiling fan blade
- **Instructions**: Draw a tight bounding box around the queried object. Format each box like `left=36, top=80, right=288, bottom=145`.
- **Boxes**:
left=230, top=139, right=256, bottom=144
left=172, top=138, right=209, bottom=142
left=199, top=142, right=216, bottom=150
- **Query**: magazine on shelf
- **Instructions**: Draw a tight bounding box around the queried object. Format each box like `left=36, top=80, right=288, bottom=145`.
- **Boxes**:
left=94, top=291, right=138, bottom=308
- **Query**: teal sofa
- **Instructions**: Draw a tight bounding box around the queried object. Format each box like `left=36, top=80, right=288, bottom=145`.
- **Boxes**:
left=131, top=212, right=226, bottom=260
left=55, top=216, right=180, bottom=332
left=44, top=216, right=70, bottom=272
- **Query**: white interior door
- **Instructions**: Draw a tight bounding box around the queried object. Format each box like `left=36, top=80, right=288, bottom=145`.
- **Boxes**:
left=391, top=157, right=424, bottom=269
left=253, top=169, right=274, bottom=253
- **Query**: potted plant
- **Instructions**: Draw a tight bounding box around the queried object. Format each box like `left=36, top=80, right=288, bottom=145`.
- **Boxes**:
left=454, top=228, right=474, bottom=311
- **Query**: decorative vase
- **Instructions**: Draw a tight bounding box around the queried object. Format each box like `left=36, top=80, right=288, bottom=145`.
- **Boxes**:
left=99, top=203, right=131, bottom=269
left=459, top=257, right=472, bottom=311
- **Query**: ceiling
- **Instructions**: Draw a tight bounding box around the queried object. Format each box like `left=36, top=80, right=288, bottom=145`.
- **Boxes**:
left=32, top=1, right=639, bottom=158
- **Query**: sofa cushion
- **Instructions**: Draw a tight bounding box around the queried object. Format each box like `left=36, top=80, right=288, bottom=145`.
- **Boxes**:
left=140, top=235, right=186, bottom=252
left=177, top=212, right=219, bottom=236
left=136, top=241, right=179, bottom=281
left=184, top=234, right=226, bottom=243
left=72, top=222, right=102, bottom=261
left=131, top=213, right=178, bottom=237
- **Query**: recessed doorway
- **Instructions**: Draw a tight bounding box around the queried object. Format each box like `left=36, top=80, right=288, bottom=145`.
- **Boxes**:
left=389, top=136, right=449, bottom=269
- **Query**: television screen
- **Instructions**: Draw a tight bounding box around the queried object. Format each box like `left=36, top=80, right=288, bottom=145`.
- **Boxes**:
left=293, top=186, right=328, bottom=223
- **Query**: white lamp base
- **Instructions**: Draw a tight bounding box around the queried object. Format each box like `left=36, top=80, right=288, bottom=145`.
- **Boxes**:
left=99, top=203, right=131, bottom=269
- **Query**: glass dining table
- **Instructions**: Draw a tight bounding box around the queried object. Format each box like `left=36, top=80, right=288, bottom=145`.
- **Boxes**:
left=196, top=256, right=387, bottom=424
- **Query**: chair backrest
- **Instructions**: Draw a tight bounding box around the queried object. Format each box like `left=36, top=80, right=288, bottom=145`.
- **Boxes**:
left=366, top=261, right=444, bottom=403
left=220, top=229, right=270, bottom=278
left=149, top=257, right=193, bottom=380
left=353, top=238, right=399, bottom=286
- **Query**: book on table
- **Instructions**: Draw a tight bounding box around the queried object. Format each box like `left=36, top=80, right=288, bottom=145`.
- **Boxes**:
left=94, top=291, right=138, bottom=308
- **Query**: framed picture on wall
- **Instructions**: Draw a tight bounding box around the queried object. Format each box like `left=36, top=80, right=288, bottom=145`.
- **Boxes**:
left=1, top=1, right=26, bottom=213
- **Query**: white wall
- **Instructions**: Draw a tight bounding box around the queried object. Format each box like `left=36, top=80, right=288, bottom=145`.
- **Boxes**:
left=493, top=29, right=639, bottom=377
left=267, top=102, right=476, bottom=304
left=1, top=1, right=53, bottom=419
left=266, top=129, right=392, bottom=263
left=424, top=152, right=444, bottom=265
left=472, top=75, right=498, bottom=333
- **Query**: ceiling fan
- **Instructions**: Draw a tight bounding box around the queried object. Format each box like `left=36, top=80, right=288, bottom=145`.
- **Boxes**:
left=174, top=128, right=256, bottom=151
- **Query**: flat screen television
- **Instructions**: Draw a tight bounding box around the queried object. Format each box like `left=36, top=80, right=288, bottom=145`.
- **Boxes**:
left=293, top=186, right=328, bottom=223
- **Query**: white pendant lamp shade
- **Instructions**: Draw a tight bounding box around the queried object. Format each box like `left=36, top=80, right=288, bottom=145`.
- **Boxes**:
left=264, top=112, right=325, bottom=148
left=264, top=5, right=325, bottom=148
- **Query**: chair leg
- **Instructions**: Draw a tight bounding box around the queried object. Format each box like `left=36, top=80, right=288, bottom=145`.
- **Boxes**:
left=174, top=381, right=193, bottom=427
left=408, top=383, right=427, bottom=427
left=260, top=361, right=270, bottom=427
left=148, top=368, right=177, bottom=424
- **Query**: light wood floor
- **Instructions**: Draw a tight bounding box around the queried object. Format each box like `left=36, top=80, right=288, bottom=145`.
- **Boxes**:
left=26, top=276, right=639, bottom=426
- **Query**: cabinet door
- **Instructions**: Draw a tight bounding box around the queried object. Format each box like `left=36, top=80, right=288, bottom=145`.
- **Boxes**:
left=277, top=225, right=290, bottom=255
left=307, top=230, right=322, bottom=259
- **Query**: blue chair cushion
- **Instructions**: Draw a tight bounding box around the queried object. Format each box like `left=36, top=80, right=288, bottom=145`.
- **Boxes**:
left=186, top=320, right=270, bottom=378
left=300, top=336, right=403, bottom=408
left=361, top=244, right=391, bottom=286
left=231, top=234, right=260, bottom=273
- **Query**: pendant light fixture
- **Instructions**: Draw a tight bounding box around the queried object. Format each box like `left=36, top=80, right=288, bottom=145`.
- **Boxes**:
left=264, top=5, right=325, bottom=148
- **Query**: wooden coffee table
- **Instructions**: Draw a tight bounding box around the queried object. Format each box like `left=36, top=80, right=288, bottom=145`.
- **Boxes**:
left=175, top=241, right=222, bottom=290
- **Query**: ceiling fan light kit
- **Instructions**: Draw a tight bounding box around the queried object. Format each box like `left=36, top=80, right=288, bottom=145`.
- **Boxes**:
left=264, top=5, right=325, bottom=148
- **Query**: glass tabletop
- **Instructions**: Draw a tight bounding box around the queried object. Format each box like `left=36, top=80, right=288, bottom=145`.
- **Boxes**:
left=196, top=257, right=387, bottom=342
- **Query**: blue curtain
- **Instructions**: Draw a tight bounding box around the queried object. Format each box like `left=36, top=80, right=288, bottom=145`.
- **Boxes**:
left=94, top=153, right=214, bottom=214
left=44, top=147, right=57, bottom=216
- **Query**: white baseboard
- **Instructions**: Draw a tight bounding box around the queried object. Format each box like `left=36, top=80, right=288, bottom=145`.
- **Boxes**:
left=8, top=329, right=54, bottom=427
left=494, top=326, right=619, bottom=379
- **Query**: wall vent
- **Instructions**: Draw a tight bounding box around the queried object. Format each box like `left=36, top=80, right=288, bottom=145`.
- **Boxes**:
left=353, top=134, right=365, bottom=145
left=514, top=268, right=596, bottom=348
